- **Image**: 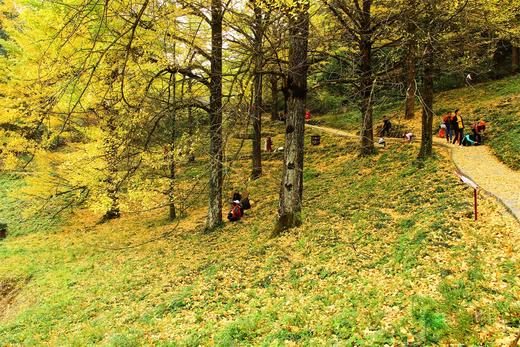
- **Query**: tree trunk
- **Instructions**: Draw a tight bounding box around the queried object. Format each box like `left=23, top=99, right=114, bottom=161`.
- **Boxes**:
left=405, top=52, right=416, bottom=119
left=419, top=42, right=434, bottom=159
left=206, top=0, right=223, bottom=230
left=359, top=0, right=374, bottom=156
left=282, top=79, right=289, bottom=116
left=187, top=79, right=195, bottom=162
left=512, top=46, right=519, bottom=74
left=251, top=5, right=263, bottom=180
left=270, top=75, right=279, bottom=121
left=274, top=3, right=309, bottom=235
left=168, top=73, right=177, bottom=221
left=103, top=115, right=120, bottom=221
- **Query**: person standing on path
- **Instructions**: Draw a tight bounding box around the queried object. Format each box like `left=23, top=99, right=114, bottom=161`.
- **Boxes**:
left=450, top=112, right=459, bottom=144
left=443, top=112, right=453, bottom=143
left=452, top=109, right=464, bottom=146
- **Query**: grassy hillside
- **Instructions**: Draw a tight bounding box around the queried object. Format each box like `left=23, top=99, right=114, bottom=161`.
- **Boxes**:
left=436, top=76, right=520, bottom=170
left=1, top=128, right=519, bottom=345
left=316, top=75, right=520, bottom=170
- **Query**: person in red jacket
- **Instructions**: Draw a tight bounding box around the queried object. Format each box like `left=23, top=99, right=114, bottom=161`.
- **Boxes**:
left=227, top=200, right=243, bottom=222
left=305, top=111, right=311, bottom=121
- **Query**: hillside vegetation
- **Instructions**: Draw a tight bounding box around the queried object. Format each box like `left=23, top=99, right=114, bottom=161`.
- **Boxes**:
left=1, top=127, right=519, bottom=345
left=317, top=75, right=520, bottom=170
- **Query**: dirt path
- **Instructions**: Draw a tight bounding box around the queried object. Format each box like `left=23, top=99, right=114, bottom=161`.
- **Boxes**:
left=306, top=124, right=520, bottom=222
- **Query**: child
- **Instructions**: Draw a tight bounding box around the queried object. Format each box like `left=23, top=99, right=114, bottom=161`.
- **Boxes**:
left=462, top=134, right=477, bottom=146
left=404, top=132, right=414, bottom=143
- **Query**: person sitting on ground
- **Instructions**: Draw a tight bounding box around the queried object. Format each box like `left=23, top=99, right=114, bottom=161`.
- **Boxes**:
left=380, top=116, right=392, bottom=137
left=462, top=134, right=478, bottom=146
left=472, top=120, right=487, bottom=144
left=404, top=132, right=414, bottom=143
left=241, top=191, right=251, bottom=212
left=227, top=200, right=243, bottom=222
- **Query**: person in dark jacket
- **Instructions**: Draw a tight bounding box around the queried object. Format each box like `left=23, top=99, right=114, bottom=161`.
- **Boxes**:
left=380, top=116, right=392, bottom=137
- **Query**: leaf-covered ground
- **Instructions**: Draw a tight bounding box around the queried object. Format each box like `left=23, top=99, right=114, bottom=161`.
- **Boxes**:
left=318, top=75, right=520, bottom=171
left=1, top=130, right=519, bottom=346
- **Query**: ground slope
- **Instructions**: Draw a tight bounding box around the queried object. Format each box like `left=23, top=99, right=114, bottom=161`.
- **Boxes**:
left=1, top=130, right=519, bottom=346
left=317, top=75, right=520, bottom=170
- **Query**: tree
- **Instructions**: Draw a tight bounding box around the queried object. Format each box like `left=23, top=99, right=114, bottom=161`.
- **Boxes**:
left=206, top=0, right=224, bottom=230
left=274, top=0, right=310, bottom=233
left=251, top=3, right=264, bottom=180
left=403, top=0, right=418, bottom=119
left=325, top=0, right=400, bottom=156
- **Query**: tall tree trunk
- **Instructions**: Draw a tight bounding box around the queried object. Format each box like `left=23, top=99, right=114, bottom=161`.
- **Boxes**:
left=251, top=5, right=263, bottom=180
left=359, top=0, right=374, bottom=156
left=168, top=73, right=177, bottom=221
left=405, top=52, right=416, bottom=119
left=282, top=79, right=289, bottom=116
left=419, top=42, right=434, bottom=159
left=512, top=46, right=519, bottom=74
left=270, top=75, right=279, bottom=121
left=206, top=0, right=223, bottom=230
left=187, top=79, right=195, bottom=162
left=103, top=115, right=120, bottom=221
left=274, top=3, right=309, bottom=235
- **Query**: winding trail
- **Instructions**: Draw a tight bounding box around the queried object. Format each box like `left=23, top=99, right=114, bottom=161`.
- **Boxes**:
left=306, top=124, right=520, bottom=223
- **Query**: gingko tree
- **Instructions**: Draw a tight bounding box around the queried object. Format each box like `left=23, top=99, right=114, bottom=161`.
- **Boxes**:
left=324, top=0, right=400, bottom=156
left=271, top=0, right=310, bottom=233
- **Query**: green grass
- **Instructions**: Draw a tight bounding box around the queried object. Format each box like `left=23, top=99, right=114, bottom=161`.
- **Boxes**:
left=0, top=174, right=61, bottom=237
left=315, top=75, right=520, bottom=170
left=1, top=130, right=519, bottom=345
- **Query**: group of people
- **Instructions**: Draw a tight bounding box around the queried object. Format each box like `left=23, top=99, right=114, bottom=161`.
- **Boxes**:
left=440, top=110, right=487, bottom=146
left=227, top=190, right=251, bottom=222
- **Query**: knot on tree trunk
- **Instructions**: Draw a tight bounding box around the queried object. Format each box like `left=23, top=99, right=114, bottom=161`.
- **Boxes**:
left=286, top=124, right=295, bottom=134
left=285, top=183, right=293, bottom=191
left=287, top=162, right=295, bottom=170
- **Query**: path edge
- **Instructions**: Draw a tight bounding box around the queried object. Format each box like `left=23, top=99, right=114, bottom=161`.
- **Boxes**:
left=306, top=124, right=520, bottom=225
